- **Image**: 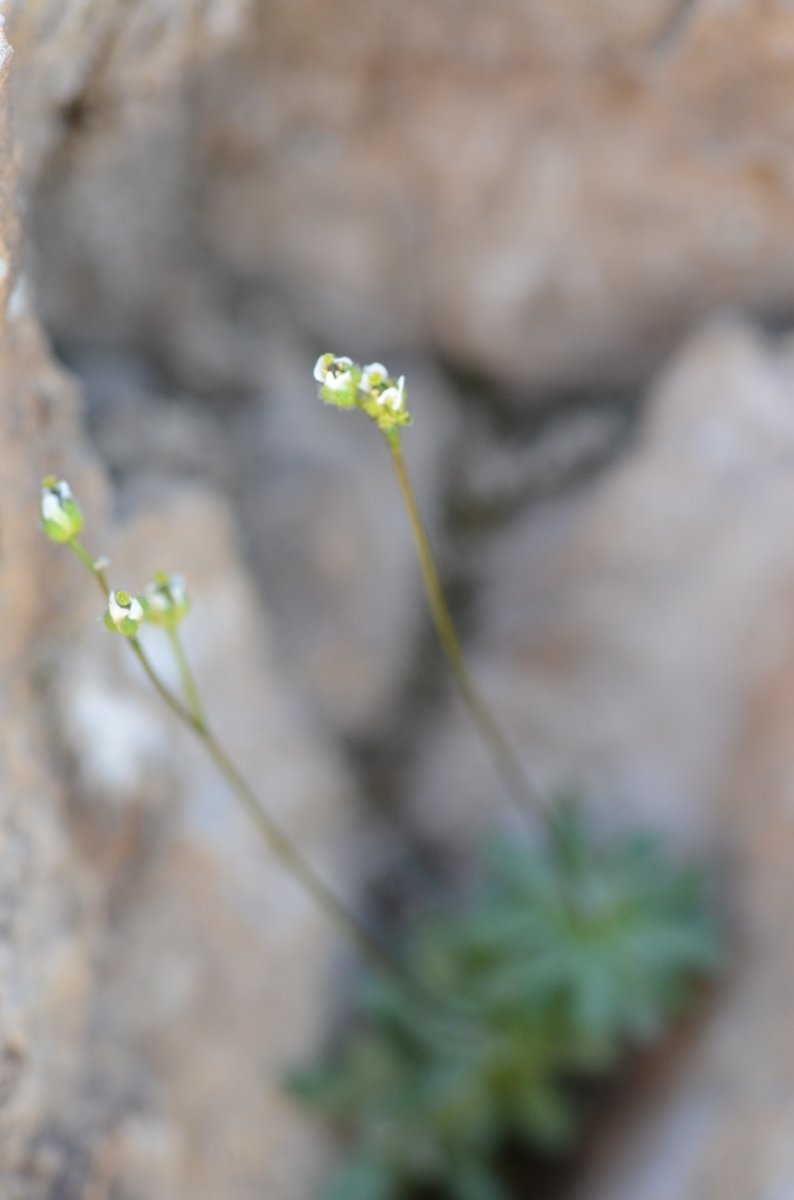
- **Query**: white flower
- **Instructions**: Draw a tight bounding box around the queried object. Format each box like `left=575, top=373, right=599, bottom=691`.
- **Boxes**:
left=146, top=590, right=170, bottom=618
left=145, top=572, right=190, bottom=626
left=313, top=353, right=355, bottom=392
left=378, top=375, right=407, bottom=413
left=360, top=362, right=389, bottom=394
left=40, top=476, right=83, bottom=542
left=107, top=590, right=144, bottom=635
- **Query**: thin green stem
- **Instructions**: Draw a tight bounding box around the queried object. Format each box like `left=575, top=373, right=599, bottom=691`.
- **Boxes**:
left=167, top=625, right=206, bottom=727
left=69, top=538, right=195, bottom=726
left=67, top=535, right=421, bottom=998
left=129, top=639, right=197, bottom=728
left=196, top=727, right=420, bottom=992
left=68, top=537, right=98, bottom=574
left=387, top=435, right=544, bottom=826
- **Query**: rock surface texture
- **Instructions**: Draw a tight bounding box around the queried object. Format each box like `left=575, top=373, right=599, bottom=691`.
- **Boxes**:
left=8, top=1, right=794, bottom=1198
left=415, top=319, right=794, bottom=1198
left=0, top=23, right=102, bottom=1193
left=0, top=22, right=355, bottom=1199
left=8, top=0, right=794, bottom=389
left=48, top=491, right=353, bottom=1200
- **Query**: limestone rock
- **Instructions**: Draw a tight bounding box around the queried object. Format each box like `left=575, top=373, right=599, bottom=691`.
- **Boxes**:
left=410, top=319, right=794, bottom=846
left=11, top=0, right=794, bottom=389
left=1, top=23, right=356, bottom=1196
left=412, top=317, right=794, bottom=1196
left=49, top=488, right=353, bottom=1200
left=574, top=595, right=794, bottom=1195
left=0, top=22, right=107, bottom=1195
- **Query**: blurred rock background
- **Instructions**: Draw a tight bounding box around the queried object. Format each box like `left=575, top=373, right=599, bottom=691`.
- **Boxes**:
left=4, top=0, right=794, bottom=1197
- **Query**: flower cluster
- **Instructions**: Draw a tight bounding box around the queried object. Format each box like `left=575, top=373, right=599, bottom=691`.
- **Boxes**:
left=104, top=574, right=191, bottom=638
left=104, top=573, right=191, bottom=638
left=313, top=354, right=411, bottom=434
left=40, top=477, right=193, bottom=641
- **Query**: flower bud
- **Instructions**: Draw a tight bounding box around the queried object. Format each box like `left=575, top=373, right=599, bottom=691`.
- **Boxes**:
left=144, top=571, right=190, bottom=628
left=378, top=375, right=409, bottom=417
left=40, top=476, right=83, bottom=542
left=363, top=373, right=411, bottom=434
left=105, top=590, right=145, bottom=636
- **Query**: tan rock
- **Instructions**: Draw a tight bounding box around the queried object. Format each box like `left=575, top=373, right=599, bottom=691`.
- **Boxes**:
left=575, top=622, right=794, bottom=1196
left=412, top=319, right=794, bottom=845
left=412, top=317, right=794, bottom=1195
left=52, top=488, right=353, bottom=1200
left=0, top=22, right=106, bottom=1194
left=1, top=22, right=357, bottom=1196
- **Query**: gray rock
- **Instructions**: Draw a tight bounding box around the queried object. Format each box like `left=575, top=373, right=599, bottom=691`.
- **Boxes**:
left=69, top=332, right=457, bottom=738
left=12, top=0, right=794, bottom=390
left=413, top=317, right=794, bottom=1197
left=411, top=319, right=794, bottom=849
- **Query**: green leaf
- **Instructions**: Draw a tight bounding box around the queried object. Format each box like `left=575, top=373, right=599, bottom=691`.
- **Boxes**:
left=294, top=800, right=721, bottom=1199
left=450, top=1163, right=512, bottom=1200
left=322, top=1158, right=394, bottom=1200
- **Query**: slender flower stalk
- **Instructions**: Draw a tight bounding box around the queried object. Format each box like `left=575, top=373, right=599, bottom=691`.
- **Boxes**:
left=68, top=538, right=196, bottom=727
left=49, top=516, right=416, bottom=993
left=313, top=357, right=544, bottom=826
left=386, top=434, right=542, bottom=824
left=166, top=625, right=206, bottom=728
left=68, top=536, right=98, bottom=573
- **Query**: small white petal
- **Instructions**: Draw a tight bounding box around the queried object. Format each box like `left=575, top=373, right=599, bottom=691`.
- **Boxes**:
left=313, top=353, right=333, bottom=383
left=108, top=595, right=126, bottom=623
left=42, top=492, right=67, bottom=523
left=379, top=377, right=406, bottom=412
left=392, top=377, right=406, bottom=411
left=169, top=576, right=187, bottom=606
